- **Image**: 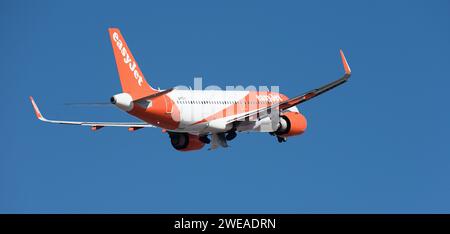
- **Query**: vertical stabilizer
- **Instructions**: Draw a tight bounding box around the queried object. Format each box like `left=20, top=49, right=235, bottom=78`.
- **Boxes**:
left=108, top=28, right=157, bottom=100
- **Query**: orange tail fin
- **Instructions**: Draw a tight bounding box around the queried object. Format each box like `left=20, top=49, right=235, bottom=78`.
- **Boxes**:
left=108, top=28, right=157, bottom=100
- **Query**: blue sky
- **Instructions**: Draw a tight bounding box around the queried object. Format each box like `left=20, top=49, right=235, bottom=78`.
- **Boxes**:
left=1, top=0, right=450, bottom=213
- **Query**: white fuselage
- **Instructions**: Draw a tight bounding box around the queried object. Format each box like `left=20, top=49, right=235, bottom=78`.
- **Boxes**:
left=165, top=90, right=299, bottom=134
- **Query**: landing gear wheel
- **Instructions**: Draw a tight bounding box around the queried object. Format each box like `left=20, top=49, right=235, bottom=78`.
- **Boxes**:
left=225, top=131, right=237, bottom=141
left=199, top=135, right=211, bottom=144
left=277, top=136, right=286, bottom=143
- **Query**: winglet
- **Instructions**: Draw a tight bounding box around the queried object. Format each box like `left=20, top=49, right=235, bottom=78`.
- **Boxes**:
left=29, top=96, right=45, bottom=121
left=339, top=49, right=351, bottom=75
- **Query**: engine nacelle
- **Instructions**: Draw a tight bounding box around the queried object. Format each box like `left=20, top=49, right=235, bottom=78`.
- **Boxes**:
left=169, top=133, right=205, bottom=151
left=110, top=93, right=133, bottom=111
left=274, top=112, right=307, bottom=137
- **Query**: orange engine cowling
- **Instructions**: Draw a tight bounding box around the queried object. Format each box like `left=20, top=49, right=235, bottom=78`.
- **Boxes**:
left=169, top=133, right=205, bottom=151
left=274, top=112, right=307, bottom=137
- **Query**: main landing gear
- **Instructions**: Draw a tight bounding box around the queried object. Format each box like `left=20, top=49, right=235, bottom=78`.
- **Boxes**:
left=199, top=130, right=237, bottom=145
left=269, top=132, right=287, bottom=143
left=225, top=131, right=237, bottom=141
left=199, top=135, right=211, bottom=144
left=200, top=130, right=238, bottom=150
left=277, top=136, right=287, bottom=143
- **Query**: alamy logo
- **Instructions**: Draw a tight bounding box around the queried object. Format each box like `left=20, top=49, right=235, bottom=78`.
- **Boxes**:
left=112, top=32, right=143, bottom=86
left=256, top=94, right=282, bottom=102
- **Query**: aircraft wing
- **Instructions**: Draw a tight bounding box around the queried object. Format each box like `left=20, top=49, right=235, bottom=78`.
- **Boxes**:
left=227, top=49, right=351, bottom=123
left=29, top=96, right=155, bottom=130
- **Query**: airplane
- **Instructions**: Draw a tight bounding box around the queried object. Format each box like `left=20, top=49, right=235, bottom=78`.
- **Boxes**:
left=30, top=28, right=352, bottom=151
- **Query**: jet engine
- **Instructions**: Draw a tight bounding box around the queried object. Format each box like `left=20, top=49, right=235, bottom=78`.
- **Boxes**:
left=169, top=133, right=205, bottom=151
left=273, top=112, right=307, bottom=137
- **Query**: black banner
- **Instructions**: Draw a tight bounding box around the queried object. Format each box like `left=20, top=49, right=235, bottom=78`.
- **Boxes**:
left=1, top=214, right=449, bottom=232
